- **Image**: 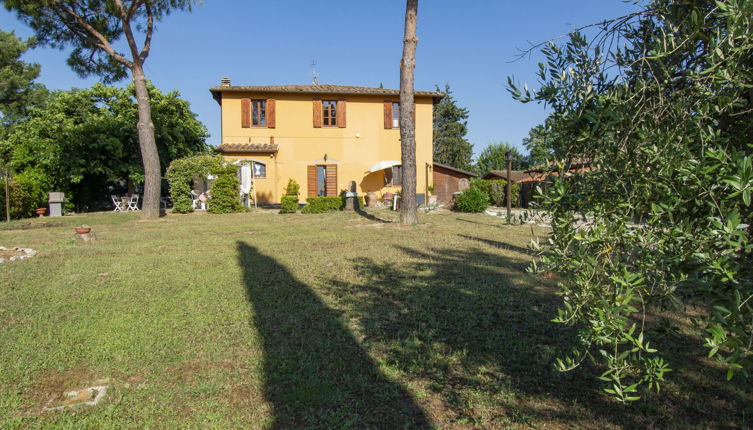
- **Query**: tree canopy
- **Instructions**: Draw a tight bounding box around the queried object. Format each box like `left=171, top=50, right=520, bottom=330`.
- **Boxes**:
left=0, top=29, right=47, bottom=128
left=510, top=0, right=753, bottom=401
left=1, top=83, right=210, bottom=211
left=521, top=124, right=552, bottom=168
left=433, top=84, right=473, bottom=171
left=474, top=141, right=527, bottom=174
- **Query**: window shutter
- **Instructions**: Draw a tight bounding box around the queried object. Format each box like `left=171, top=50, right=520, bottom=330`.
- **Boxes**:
left=241, top=98, right=251, bottom=128
left=325, top=164, right=338, bottom=196
left=266, top=99, right=276, bottom=128
left=384, top=100, right=392, bottom=129
left=313, top=99, right=322, bottom=128
left=337, top=99, right=346, bottom=128
left=307, top=165, right=317, bottom=197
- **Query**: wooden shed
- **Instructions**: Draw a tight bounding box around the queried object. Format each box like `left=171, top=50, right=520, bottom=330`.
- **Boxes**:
left=432, top=163, right=477, bottom=204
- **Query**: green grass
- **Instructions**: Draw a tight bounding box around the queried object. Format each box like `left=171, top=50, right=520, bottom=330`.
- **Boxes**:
left=0, top=210, right=751, bottom=429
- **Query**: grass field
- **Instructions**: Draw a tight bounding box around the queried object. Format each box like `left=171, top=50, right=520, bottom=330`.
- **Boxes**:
left=1, top=209, right=751, bottom=429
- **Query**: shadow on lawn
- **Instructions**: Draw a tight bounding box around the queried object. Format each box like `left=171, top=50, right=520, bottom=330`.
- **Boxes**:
left=325, top=243, right=753, bottom=428
left=237, top=242, right=431, bottom=429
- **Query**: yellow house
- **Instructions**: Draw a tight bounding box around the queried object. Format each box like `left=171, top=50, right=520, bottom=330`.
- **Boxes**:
left=209, top=80, right=444, bottom=204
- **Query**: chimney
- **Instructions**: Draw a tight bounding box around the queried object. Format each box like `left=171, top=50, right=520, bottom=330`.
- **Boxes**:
left=220, top=77, right=231, bottom=87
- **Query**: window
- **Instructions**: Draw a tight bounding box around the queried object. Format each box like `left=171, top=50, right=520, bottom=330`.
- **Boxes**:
left=392, top=102, right=399, bottom=128
left=384, top=165, right=403, bottom=186
left=252, top=100, right=266, bottom=126
left=322, top=100, right=337, bottom=126
left=317, top=165, right=327, bottom=196
left=252, top=161, right=266, bottom=178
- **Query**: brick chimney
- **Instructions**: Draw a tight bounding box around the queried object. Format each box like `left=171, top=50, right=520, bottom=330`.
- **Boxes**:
left=220, top=77, right=231, bottom=87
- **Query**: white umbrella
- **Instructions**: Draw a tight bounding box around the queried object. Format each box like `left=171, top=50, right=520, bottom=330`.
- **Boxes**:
left=365, top=160, right=400, bottom=173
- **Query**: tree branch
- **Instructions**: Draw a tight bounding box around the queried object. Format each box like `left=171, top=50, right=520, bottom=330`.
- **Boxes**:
left=56, top=3, right=134, bottom=68
left=140, top=2, right=153, bottom=63
left=113, top=0, right=143, bottom=69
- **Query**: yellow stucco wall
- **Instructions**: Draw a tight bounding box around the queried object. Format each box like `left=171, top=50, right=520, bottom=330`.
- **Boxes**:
left=217, top=92, right=435, bottom=204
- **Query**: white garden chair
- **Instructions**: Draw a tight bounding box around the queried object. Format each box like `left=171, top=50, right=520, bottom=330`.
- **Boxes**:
left=127, top=194, right=140, bottom=211
left=111, top=195, right=123, bottom=212
left=190, top=190, right=202, bottom=210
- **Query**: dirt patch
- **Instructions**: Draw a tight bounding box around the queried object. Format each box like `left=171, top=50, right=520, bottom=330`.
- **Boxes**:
left=0, top=221, right=64, bottom=231
left=24, top=366, right=105, bottom=415
left=0, top=249, right=24, bottom=259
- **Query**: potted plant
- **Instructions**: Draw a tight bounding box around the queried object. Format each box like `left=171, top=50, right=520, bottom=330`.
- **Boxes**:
left=427, top=186, right=437, bottom=206
left=35, top=207, right=46, bottom=217
left=75, top=224, right=91, bottom=234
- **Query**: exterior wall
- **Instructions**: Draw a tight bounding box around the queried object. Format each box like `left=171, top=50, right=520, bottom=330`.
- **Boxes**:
left=218, top=92, right=435, bottom=203
left=433, top=165, right=474, bottom=203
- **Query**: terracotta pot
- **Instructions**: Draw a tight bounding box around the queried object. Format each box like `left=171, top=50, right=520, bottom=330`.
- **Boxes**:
left=35, top=208, right=46, bottom=216
left=75, top=227, right=91, bottom=234
left=365, top=192, right=378, bottom=207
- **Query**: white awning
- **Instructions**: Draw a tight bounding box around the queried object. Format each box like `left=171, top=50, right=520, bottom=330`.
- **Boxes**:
left=366, top=160, right=400, bottom=173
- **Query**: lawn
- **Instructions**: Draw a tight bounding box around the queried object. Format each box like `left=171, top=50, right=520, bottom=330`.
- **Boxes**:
left=0, top=209, right=751, bottom=429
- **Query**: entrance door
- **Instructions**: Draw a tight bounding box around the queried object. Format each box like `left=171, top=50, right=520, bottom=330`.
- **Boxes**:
left=317, top=165, right=327, bottom=196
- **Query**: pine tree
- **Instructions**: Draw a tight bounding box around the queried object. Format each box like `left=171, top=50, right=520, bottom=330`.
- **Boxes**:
left=432, top=84, right=473, bottom=170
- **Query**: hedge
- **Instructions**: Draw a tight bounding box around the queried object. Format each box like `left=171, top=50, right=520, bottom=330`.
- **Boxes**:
left=301, top=196, right=345, bottom=213
left=207, top=165, right=244, bottom=214
left=279, top=196, right=299, bottom=213
left=454, top=186, right=489, bottom=212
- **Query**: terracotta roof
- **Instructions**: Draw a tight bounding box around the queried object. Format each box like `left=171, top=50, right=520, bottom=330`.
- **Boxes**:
left=483, top=170, right=529, bottom=183
left=433, top=162, right=478, bottom=177
left=518, top=166, right=596, bottom=183
left=210, top=84, right=445, bottom=103
left=216, top=143, right=279, bottom=153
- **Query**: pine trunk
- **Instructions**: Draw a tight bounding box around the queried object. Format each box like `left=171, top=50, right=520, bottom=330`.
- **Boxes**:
left=399, top=0, right=419, bottom=225
left=132, top=66, right=161, bottom=219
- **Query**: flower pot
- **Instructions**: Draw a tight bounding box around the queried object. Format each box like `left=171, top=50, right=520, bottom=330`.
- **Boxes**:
left=35, top=208, right=47, bottom=217
left=75, top=227, right=91, bottom=235
left=365, top=192, right=378, bottom=207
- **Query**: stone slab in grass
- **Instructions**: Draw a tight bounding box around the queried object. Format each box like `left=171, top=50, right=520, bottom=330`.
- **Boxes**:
left=43, top=381, right=109, bottom=411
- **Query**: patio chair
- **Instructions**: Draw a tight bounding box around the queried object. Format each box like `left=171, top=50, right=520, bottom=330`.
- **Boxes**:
left=127, top=194, right=140, bottom=211
left=111, top=195, right=123, bottom=212
left=190, top=190, right=204, bottom=210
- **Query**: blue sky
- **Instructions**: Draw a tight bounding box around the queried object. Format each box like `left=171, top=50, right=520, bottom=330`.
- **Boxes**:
left=0, top=1, right=639, bottom=158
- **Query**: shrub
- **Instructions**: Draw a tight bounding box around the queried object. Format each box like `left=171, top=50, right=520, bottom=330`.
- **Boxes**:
left=284, top=178, right=300, bottom=197
left=166, top=155, right=224, bottom=213
left=301, top=196, right=344, bottom=213
left=207, top=165, right=244, bottom=214
left=454, top=187, right=489, bottom=212
left=509, top=182, right=521, bottom=207
left=279, top=196, right=299, bottom=214
left=489, top=182, right=506, bottom=206
left=0, top=179, right=34, bottom=220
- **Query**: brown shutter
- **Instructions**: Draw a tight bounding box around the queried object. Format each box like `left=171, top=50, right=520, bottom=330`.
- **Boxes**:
left=241, top=98, right=251, bottom=128
left=337, top=99, right=346, bottom=128
left=325, top=164, right=338, bottom=196
left=266, top=99, right=276, bottom=128
left=307, top=165, right=317, bottom=197
left=384, top=100, right=392, bottom=129
left=313, top=99, right=322, bottom=128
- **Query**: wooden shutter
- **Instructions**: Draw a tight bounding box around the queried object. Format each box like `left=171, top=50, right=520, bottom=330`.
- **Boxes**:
left=325, top=164, right=337, bottom=196
left=313, top=99, right=322, bottom=128
left=384, top=100, right=392, bottom=129
left=266, top=99, right=276, bottom=128
left=241, top=98, right=251, bottom=128
left=307, top=165, right=317, bottom=197
left=337, top=99, right=346, bottom=128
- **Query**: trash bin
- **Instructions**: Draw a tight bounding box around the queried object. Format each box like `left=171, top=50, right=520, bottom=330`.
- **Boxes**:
left=48, top=192, right=66, bottom=217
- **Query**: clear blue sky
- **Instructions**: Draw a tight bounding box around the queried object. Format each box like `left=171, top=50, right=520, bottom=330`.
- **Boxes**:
left=0, top=1, right=638, bottom=158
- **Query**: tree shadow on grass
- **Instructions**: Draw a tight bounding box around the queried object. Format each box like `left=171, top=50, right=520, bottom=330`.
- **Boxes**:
left=325, top=244, right=753, bottom=429
left=237, top=242, right=431, bottom=429
left=354, top=206, right=392, bottom=223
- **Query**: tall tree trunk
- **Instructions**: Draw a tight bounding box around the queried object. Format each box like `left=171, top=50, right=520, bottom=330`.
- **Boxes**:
left=132, top=65, right=161, bottom=219
left=399, top=0, right=419, bottom=225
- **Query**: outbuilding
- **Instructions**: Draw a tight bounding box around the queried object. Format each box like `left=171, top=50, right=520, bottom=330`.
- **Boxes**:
left=432, top=163, right=477, bottom=204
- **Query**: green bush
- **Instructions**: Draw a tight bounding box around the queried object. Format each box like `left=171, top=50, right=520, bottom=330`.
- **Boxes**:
left=166, top=155, right=224, bottom=213
left=207, top=165, right=244, bottom=214
left=509, top=182, right=521, bottom=207
left=0, top=179, right=35, bottom=220
left=454, top=187, right=489, bottom=212
left=301, top=196, right=344, bottom=213
left=279, top=196, right=299, bottom=214
left=489, top=182, right=506, bottom=206
left=284, top=178, right=300, bottom=197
